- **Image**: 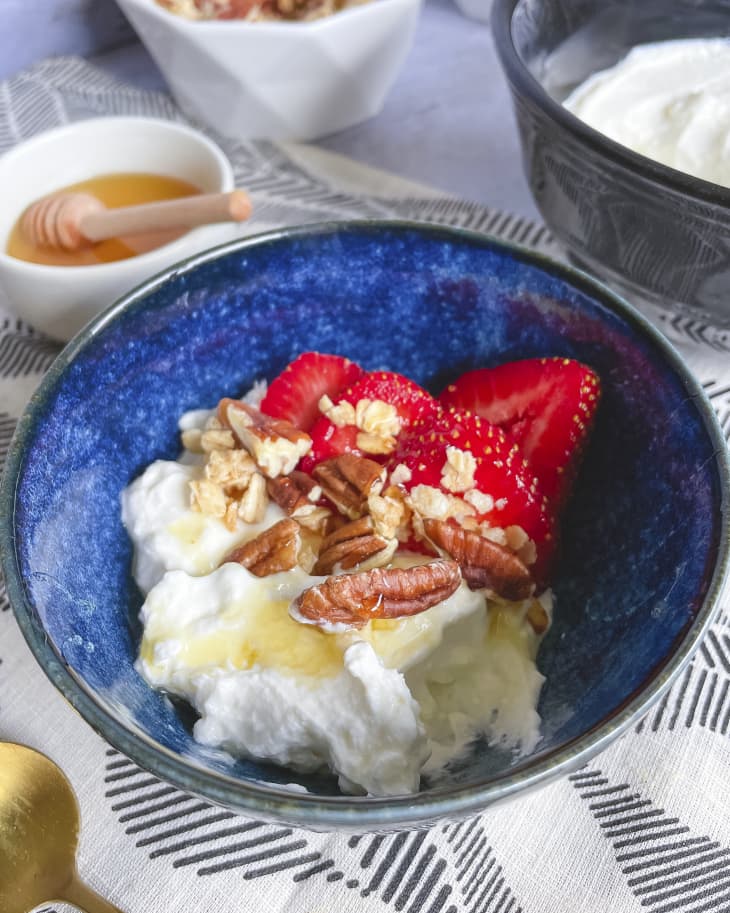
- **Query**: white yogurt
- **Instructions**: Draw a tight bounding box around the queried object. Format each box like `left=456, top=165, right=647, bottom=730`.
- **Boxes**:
left=123, top=441, right=549, bottom=796
left=564, top=39, right=730, bottom=187
left=411, top=592, right=549, bottom=774
left=121, top=459, right=285, bottom=594
left=137, top=563, right=429, bottom=795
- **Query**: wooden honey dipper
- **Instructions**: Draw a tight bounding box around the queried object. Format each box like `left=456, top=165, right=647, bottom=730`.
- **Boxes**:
left=21, top=188, right=252, bottom=252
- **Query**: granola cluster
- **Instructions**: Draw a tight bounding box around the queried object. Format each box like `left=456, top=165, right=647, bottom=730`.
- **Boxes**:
left=184, top=396, right=540, bottom=628
left=184, top=414, right=267, bottom=530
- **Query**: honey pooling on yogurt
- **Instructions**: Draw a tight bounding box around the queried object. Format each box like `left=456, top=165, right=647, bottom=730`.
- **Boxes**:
left=6, top=172, right=202, bottom=267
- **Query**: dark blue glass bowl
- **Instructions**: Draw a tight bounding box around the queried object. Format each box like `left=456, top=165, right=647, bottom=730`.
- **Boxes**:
left=1, top=222, right=728, bottom=830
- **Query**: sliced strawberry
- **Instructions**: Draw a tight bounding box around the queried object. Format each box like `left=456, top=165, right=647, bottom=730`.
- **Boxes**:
left=439, top=358, right=600, bottom=504
left=301, top=421, right=360, bottom=471
left=260, top=352, right=363, bottom=432
left=390, top=408, right=556, bottom=583
left=300, top=370, right=441, bottom=473
left=342, top=371, right=441, bottom=428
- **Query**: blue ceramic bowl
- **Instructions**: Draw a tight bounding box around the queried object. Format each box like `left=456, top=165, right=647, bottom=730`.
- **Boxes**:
left=2, top=222, right=728, bottom=831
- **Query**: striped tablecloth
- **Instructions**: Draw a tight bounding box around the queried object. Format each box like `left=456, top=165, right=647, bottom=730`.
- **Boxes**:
left=1, top=57, right=730, bottom=913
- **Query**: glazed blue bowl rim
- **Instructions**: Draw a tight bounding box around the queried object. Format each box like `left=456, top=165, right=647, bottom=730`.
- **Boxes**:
left=491, top=0, right=730, bottom=210
left=1, top=219, right=729, bottom=830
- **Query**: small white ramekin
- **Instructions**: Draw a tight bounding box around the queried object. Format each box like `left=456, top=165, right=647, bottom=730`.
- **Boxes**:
left=0, top=117, right=235, bottom=340
left=115, top=0, right=422, bottom=141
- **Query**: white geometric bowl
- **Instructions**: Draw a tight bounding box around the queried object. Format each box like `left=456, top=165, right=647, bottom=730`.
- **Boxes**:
left=115, top=0, right=422, bottom=141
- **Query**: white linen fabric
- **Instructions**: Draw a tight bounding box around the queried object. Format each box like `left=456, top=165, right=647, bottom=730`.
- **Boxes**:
left=1, top=57, right=729, bottom=913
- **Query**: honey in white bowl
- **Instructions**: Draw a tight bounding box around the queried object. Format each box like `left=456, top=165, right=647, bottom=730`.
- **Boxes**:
left=6, top=172, right=202, bottom=267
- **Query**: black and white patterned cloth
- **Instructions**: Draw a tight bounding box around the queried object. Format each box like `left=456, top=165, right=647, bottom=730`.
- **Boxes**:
left=1, top=58, right=730, bottom=913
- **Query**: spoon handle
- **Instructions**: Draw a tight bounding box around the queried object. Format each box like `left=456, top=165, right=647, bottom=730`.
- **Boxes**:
left=59, top=871, right=127, bottom=913
left=79, top=189, right=252, bottom=242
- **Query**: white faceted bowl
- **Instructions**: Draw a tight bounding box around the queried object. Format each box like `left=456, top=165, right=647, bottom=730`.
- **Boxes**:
left=115, top=0, right=422, bottom=141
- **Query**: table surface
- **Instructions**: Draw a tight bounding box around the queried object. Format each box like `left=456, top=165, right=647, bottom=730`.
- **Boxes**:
left=87, top=0, right=540, bottom=222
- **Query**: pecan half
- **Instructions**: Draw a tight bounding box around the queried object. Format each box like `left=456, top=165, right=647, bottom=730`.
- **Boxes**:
left=323, top=512, right=348, bottom=537
left=423, top=518, right=534, bottom=601
left=267, top=472, right=330, bottom=532
left=266, top=470, right=320, bottom=513
left=223, top=518, right=300, bottom=577
left=312, top=516, right=393, bottom=575
left=313, top=454, right=386, bottom=519
left=292, top=559, right=461, bottom=628
left=219, top=399, right=311, bottom=478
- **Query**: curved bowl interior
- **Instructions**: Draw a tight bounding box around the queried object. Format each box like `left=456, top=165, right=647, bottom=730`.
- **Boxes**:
left=510, top=0, right=730, bottom=110
left=2, top=223, right=727, bottom=828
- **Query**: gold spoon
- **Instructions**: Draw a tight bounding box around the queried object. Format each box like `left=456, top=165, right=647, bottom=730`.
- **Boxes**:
left=0, top=741, right=126, bottom=913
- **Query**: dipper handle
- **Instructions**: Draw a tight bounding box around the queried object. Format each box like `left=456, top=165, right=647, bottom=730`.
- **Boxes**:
left=22, top=189, right=252, bottom=252
left=80, top=190, right=252, bottom=242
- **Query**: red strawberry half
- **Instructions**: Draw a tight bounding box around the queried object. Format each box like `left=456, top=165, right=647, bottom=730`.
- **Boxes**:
left=301, top=370, right=441, bottom=472
left=260, top=352, right=363, bottom=432
left=439, top=357, right=600, bottom=504
left=390, top=408, right=556, bottom=583
left=345, top=371, right=441, bottom=427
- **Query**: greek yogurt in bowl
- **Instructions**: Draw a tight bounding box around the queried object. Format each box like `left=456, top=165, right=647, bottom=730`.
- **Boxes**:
left=564, top=38, right=730, bottom=187
left=123, top=392, right=552, bottom=796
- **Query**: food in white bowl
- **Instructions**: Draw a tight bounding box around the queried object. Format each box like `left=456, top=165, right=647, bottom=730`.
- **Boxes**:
left=115, top=0, right=422, bottom=140
left=564, top=38, right=730, bottom=187
left=0, top=118, right=235, bottom=340
left=157, top=0, right=369, bottom=22
left=122, top=351, right=601, bottom=796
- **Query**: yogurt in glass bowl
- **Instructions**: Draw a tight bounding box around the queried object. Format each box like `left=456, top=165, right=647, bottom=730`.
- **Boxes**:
left=563, top=38, right=730, bottom=188
left=492, top=0, right=730, bottom=333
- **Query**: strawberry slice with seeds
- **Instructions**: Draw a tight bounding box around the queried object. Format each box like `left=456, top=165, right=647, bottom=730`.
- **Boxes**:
left=342, top=371, right=441, bottom=429
left=260, top=352, right=363, bottom=432
left=439, top=358, right=600, bottom=505
left=300, top=370, right=441, bottom=472
left=391, top=408, right=556, bottom=583
left=300, top=421, right=360, bottom=471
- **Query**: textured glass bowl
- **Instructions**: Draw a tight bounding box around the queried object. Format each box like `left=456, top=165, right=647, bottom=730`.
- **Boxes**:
left=493, top=0, right=730, bottom=330
left=1, top=222, right=728, bottom=831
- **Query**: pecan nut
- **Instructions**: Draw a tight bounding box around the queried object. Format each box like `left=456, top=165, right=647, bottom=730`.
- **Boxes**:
left=313, top=454, right=386, bottom=519
left=267, top=471, right=321, bottom=514
left=223, top=518, right=300, bottom=577
left=292, top=558, right=461, bottom=628
left=219, top=399, right=311, bottom=478
left=312, top=516, right=394, bottom=575
left=423, top=518, right=534, bottom=601
left=267, top=472, right=331, bottom=532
